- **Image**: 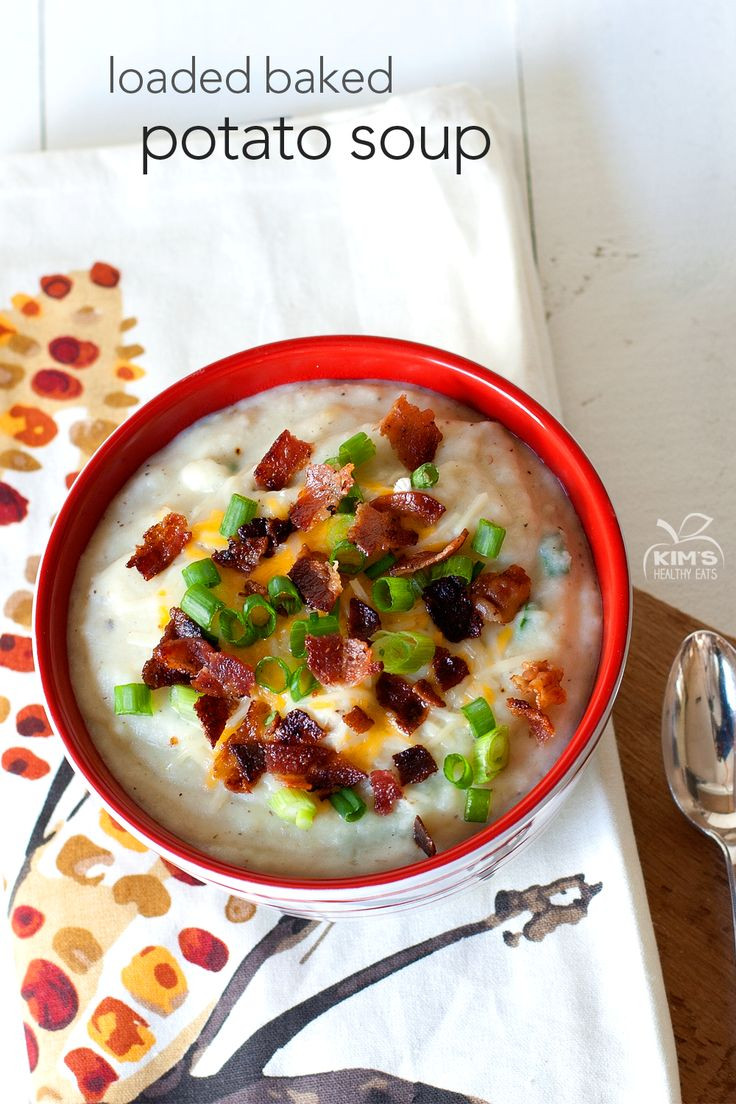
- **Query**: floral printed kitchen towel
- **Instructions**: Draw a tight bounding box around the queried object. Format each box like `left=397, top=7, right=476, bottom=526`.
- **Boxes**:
left=0, top=86, right=679, bottom=1103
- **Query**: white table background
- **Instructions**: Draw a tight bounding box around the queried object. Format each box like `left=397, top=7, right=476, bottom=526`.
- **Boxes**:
left=2, top=1, right=734, bottom=1099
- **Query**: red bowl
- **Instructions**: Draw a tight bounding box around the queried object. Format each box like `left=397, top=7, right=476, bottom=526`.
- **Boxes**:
left=34, top=336, right=630, bottom=917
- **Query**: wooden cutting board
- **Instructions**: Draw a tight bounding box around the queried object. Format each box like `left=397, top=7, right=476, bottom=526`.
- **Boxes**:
left=612, top=588, right=736, bottom=1104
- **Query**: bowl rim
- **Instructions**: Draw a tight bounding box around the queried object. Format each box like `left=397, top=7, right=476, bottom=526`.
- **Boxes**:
left=34, top=334, right=631, bottom=893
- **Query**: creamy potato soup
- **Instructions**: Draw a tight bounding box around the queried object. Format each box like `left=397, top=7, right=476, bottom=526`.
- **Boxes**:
left=69, top=384, right=601, bottom=877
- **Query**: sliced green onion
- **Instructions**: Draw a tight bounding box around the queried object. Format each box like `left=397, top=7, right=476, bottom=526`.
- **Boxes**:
left=462, top=697, right=496, bottom=739
left=330, top=539, right=366, bottom=575
left=409, top=568, right=431, bottom=595
left=114, top=683, right=152, bottom=716
left=170, top=685, right=202, bottom=723
left=372, top=630, right=435, bottom=674
left=337, top=483, right=364, bottom=514
left=372, top=576, right=415, bottom=613
left=464, top=786, right=492, bottom=823
left=220, top=493, right=258, bottom=537
left=289, top=663, right=320, bottom=701
left=364, top=553, right=397, bottom=580
left=411, top=462, right=439, bottom=489
left=255, top=656, right=291, bottom=693
left=268, top=575, right=302, bottom=616
left=430, top=554, right=473, bottom=584
left=539, top=532, right=572, bottom=576
left=329, top=787, right=367, bottom=822
left=289, top=614, right=339, bottom=658
left=289, top=619, right=309, bottom=659
left=182, top=557, right=220, bottom=588
left=443, top=753, right=474, bottom=789
left=473, top=726, right=510, bottom=783
left=338, top=431, right=376, bottom=467
left=323, top=455, right=341, bottom=470
left=518, top=602, right=533, bottom=631
left=472, top=518, right=506, bottom=559
left=181, top=584, right=225, bottom=631
left=218, top=607, right=257, bottom=647
left=307, top=614, right=340, bottom=636
left=241, top=594, right=277, bottom=640
left=268, top=787, right=318, bottom=829
left=471, top=559, right=486, bottom=582
left=329, top=514, right=353, bottom=547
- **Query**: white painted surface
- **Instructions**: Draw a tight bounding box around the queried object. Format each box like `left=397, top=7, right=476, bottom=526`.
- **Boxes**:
left=2, top=1, right=735, bottom=1098
left=0, top=1, right=41, bottom=154
left=43, top=0, right=521, bottom=149
left=518, top=0, right=736, bottom=633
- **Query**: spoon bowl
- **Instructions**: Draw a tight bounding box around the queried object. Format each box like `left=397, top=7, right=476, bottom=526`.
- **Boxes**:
left=662, top=630, right=736, bottom=941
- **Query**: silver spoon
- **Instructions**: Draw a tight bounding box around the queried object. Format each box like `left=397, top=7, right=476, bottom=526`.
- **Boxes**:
left=662, top=630, right=736, bottom=945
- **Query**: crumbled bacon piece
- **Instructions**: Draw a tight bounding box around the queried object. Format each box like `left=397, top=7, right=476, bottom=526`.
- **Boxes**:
left=214, top=743, right=263, bottom=793
left=432, top=646, right=470, bottom=692
left=370, top=769, right=403, bottom=815
left=230, top=742, right=267, bottom=789
left=422, top=576, right=483, bottom=643
left=288, top=548, right=342, bottom=613
left=145, top=634, right=252, bottom=745
left=347, top=597, right=381, bottom=642
left=237, top=516, right=293, bottom=556
left=190, top=652, right=255, bottom=699
left=216, top=700, right=276, bottom=788
left=290, top=462, right=354, bottom=531
left=389, top=529, right=469, bottom=576
left=212, top=534, right=268, bottom=576
left=126, top=512, right=191, bottom=580
left=273, top=708, right=325, bottom=745
left=344, top=706, right=374, bottom=733
left=375, top=673, right=430, bottom=735
left=511, top=659, right=567, bottom=709
left=471, top=564, right=531, bottom=624
left=142, top=635, right=216, bottom=689
left=307, top=751, right=367, bottom=795
left=370, top=492, right=446, bottom=526
left=507, top=697, right=556, bottom=744
left=392, top=744, right=438, bottom=785
left=142, top=608, right=214, bottom=688
left=413, top=815, right=437, bottom=857
left=195, top=695, right=232, bottom=747
left=379, top=394, right=443, bottom=470
left=263, top=741, right=315, bottom=777
left=154, top=636, right=215, bottom=675
left=213, top=697, right=368, bottom=795
left=265, top=742, right=365, bottom=795
left=415, top=679, right=445, bottom=708
left=213, top=514, right=292, bottom=586
left=347, top=503, right=418, bottom=557
left=239, top=580, right=268, bottom=599
left=168, top=607, right=205, bottom=639
left=305, top=634, right=380, bottom=687
left=253, top=430, right=312, bottom=490
left=231, top=699, right=277, bottom=743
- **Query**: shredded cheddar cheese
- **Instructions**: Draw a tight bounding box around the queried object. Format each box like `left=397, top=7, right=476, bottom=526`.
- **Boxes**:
left=189, top=509, right=228, bottom=551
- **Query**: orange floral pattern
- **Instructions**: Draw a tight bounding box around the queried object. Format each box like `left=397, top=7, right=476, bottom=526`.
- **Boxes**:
left=0, top=264, right=261, bottom=1101
left=88, top=997, right=155, bottom=1062
left=1, top=263, right=145, bottom=793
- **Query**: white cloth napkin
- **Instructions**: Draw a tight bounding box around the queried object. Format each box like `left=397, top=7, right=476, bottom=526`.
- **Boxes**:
left=0, top=85, right=679, bottom=1103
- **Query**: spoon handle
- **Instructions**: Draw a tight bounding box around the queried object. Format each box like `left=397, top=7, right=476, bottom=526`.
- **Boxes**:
left=720, top=841, right=736, bottom=957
